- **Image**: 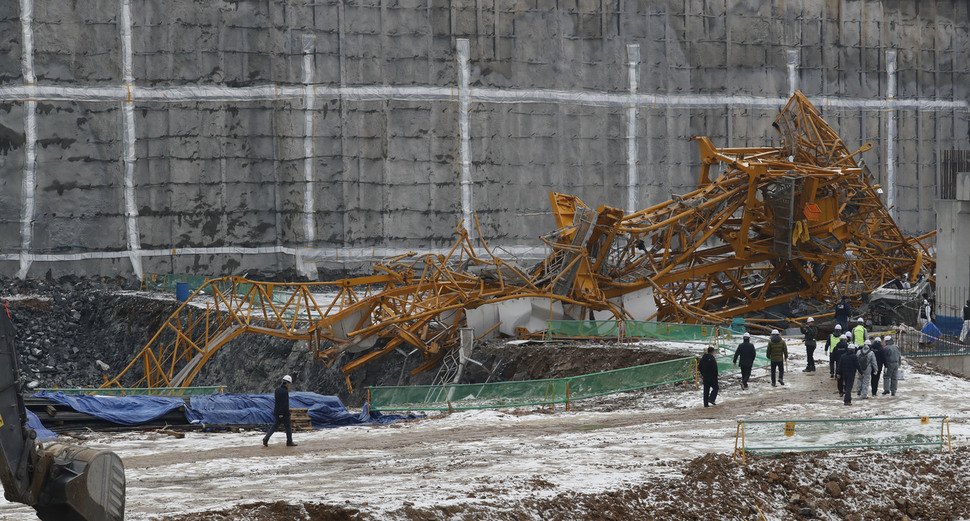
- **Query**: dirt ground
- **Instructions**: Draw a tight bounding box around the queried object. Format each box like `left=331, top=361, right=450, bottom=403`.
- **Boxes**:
left=99, top=352, right=970, bottom=519
left=4, top=339, right=969, bottom=521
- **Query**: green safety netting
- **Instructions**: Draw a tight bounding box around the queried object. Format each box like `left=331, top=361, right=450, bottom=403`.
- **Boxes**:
left=736, top=416, right=951, bottom=457
left=545, top=320, right=732, bottom=343
left=37, top=386, right=225, bottom=396
left=369, top=345, right=768, bottom=412
left=142, top=273, right=278, bottom=303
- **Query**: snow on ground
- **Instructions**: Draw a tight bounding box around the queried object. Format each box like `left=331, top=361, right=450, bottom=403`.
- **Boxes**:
left=2, top=334, right=970, bottom=520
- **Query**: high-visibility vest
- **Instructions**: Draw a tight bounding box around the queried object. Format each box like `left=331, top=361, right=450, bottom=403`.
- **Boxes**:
left=853, top=324, right=866, bottom=345
left=829, top=333, right=841, bottom=353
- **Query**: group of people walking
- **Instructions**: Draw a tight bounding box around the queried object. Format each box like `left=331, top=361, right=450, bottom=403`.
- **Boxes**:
left=825, top=324, right=902, bottom=405
left=700, top=315, right=903, bottom=407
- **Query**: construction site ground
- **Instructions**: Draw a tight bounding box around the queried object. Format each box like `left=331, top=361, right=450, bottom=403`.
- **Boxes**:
left=3, top=338, right=970, bottom=521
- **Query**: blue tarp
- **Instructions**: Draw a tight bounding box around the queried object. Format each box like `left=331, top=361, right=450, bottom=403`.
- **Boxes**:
left=922, top=321, right=943, bottom=344
left=32, top=391, right=416, bottom=430
left=25, top=409, right=57, bottom=440
left=185, top=392, right=410, bottom=428
left=35, top=391, right=187, bottom=426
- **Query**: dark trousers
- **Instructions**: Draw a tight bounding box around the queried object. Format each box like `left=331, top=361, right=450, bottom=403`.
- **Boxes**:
left=264, top=415, right=293, bottom=444
left=770, top=361, right=784, bottom=384
left=805, top=342, right=816, bottom=370
left=703, top=380, right=719, bottom=406
left=871, top=365, right=882, bottom=396
left=740, top=363, right=753, bottom=387
left=841, top=373, right=855, bottom=403
left=829, top=356, right=837, bottom=377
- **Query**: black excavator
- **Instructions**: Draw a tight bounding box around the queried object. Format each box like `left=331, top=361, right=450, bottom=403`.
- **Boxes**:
left=0, top=309, right=126, bottom=520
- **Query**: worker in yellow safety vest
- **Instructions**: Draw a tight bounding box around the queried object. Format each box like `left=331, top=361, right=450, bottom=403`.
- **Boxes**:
left=853, top=317, right=867, bottom=346
left=827, top=324, right=843, bottom=378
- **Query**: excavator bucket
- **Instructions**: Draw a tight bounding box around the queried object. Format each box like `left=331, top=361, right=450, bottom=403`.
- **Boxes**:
left=33, top=443, right=126, bottom=521
left=0, top=310, right=126, bottom=521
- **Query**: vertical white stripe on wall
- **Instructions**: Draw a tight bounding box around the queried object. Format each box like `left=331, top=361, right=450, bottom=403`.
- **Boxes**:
left=787, top=50, right=799, bottom=97
left=886, top=49, right=897, bottom=219
left=121, top=0, right=143, bottom=279
left=302, top=34, right=316, bottom=246
left=457, top=39, right=473, bottom=238
left=17, top=0, right=37, bottom=279
left=626, top=44, right=640, bottom=215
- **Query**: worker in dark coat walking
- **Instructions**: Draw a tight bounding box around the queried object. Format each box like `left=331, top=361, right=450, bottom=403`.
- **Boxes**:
left=801, top=317, right=818, bottom=372
left=765, top=329, right=788, bottom=387
left=870, top=336, right=885, bottom=397
left=733, top=332, right=757, bottom=390
left=835, top=296, right=851, bottom=332
left=831, top=334, right=849, bottom=397
left=699, top=346, right=719, bottom=407
left=263, top=375, right=297, bottom=447
left=838, top=346, right=859, bottom=405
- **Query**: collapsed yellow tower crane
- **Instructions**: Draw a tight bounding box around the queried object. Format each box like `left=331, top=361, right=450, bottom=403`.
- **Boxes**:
left=102, top=92, right=933, bottom=392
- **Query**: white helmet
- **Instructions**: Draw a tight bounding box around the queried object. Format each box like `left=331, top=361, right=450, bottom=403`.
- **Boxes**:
left=282, top=375, right=292, bottom=383
left=857, top=317, right=864, bottom=324
left=835, top=324, right=842, bottom=330
left=771, top=329, right=779, bottom=335
left=807, top=317, right=814, bottom=323
left=743, top=332, right=750, bottom=338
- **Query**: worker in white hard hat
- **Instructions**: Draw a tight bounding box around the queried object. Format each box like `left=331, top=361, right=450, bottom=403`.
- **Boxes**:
left=263, top=374, right=297, bottom=447
left=801, top=317, right=818, bottom=372
left=919, top=298, right=932, bottom=329
left=827, top=324, right=843, bottom=378
left=831, top=334, right=850, bottom=396
left=852, top=317, right=867, bottom=346
left=766, top=329, right=788, bottom=387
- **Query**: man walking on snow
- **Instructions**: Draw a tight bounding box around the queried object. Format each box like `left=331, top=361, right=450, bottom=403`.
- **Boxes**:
left=855, top=341, right=875, bottom=400
left=852, top=317, right=867, bottom=346
left=699, top=346, right=719, bottom=407
left=733, top=332, right=757, bottom=390
left=263, top=375, right=298, bottom=447
left=882, top=337, right=901, bottom=396
left=838, top=345, right=859, bottom=405
left=870, top=336, right=884, bottom=397
left=766, top=329, right=788, bottom=387
left=801, top=317, right=818, bottom=372
left=827, top=324, right=843, bottom=378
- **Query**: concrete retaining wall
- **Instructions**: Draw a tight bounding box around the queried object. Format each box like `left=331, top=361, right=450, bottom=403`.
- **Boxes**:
left=1, top=0, right=968, bottom=279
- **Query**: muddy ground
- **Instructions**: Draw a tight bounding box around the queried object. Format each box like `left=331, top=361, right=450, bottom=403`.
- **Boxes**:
left=3, top=277, right=969, bottom=521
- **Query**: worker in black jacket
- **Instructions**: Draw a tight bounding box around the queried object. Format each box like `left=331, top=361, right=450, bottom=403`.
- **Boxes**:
left=699, top=346, right=719, bottom=407
left=835, top=296, right=851, bottom=331
left=838, top=346, right=859, bottom=405
left=262, top=375, right=298, bottom=447
left=733, top=332, right=757, bottom=390
left=801, top=317, right=818, bottom=372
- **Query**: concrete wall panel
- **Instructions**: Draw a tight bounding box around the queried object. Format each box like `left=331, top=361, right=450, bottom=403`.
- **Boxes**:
left=1, top=0, right=968, bottom=278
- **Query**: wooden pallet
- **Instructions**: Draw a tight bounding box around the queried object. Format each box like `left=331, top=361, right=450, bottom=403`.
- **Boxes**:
left=290, top=408, right=312, bottom=430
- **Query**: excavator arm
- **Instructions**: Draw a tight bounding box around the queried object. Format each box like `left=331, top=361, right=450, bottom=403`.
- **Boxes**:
left=0, top=310, right=125, bottom=521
